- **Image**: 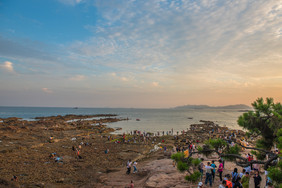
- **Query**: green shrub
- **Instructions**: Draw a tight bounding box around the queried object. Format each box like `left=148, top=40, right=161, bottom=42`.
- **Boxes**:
left=268, top=160, right=282, bottom=186
left=185, top=171, right=201, bottom=182
left=192, top=158, right=201, bottom=167
left=171, top=152, right=184, bottom=162
left=177, top=161, right=188, bottom=172
left=197, top=146, right=203, bottom=152
left=205, top=138, right=227, bottom=150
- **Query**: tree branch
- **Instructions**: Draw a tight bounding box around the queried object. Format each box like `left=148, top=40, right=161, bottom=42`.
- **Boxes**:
left=187, top=149, right=278, bottom=170
left=235, top=141, right=273, bottom=154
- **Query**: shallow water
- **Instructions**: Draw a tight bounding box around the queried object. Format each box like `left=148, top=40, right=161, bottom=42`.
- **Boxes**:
left=0, top=107, right=245, bottom=134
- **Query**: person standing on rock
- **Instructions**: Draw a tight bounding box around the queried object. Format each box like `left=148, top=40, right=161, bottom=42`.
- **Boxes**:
left=126, top=159, right=132, bottom=174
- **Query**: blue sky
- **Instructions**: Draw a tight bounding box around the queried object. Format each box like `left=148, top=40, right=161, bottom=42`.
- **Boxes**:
left=0, top=0, right=281, bottom=108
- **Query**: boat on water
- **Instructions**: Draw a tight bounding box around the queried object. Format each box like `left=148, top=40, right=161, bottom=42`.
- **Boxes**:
left=136, top=119, right=140, bottom=121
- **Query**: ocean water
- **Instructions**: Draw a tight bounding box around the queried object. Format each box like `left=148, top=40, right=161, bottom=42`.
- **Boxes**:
left=0, top=107, right=245, bottom=134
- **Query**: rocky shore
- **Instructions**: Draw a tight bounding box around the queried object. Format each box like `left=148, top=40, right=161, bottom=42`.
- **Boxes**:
left=0, top=115, right=248, bottom=187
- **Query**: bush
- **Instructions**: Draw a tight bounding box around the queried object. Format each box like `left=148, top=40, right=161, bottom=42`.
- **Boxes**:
left=192, top=158, right=201, bottom=167
left=205, top=138, right=227, bottom=150
left=177, top=161, right=188, bottom=172
left=185, top=171, right=201, bottom=182
left=171, top=152, right=184, bottom=162
left=197, top=146, right=203, bottom=152
left=268, top=161, right=282, bottom=184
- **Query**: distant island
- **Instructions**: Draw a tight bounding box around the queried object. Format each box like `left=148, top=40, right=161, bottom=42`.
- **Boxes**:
left=173, top=104, right=252, bottom=110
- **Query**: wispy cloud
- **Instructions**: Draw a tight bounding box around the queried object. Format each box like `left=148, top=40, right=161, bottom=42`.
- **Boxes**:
left=0, top=61, right=15, bottom=73
left=110, top=72, right=131, bottom=82
left=42, top=88, right=53, bottom=94
left=57, top=0, right=84, bottom=6
left=69, top=75, right=86, bottom=81
left=152, top=82, right=160, bottom=87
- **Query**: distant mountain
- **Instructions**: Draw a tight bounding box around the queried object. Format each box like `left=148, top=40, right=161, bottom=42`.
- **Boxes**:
left=174, top=104, right=251, bottom=110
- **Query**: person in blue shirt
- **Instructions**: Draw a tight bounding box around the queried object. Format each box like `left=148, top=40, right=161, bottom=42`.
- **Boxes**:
left=210, top=160, right=217, bottom=182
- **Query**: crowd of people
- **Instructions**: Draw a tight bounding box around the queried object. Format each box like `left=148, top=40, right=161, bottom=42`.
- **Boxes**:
left=196, top=157, right=274, bottom=188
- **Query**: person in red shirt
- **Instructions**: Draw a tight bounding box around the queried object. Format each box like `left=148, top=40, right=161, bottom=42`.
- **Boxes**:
left=129, top=180, right=134, bottom=188
left=225, top=174, right=232, bottom=188
left=226, top=179, right=232, bottom=188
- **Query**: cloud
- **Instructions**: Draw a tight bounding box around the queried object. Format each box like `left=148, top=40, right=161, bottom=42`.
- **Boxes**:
left=110, top=72, right=131, bottom=82
left=0, top=61, right=14, bottom=73
left=68, top=0, right=281, bottom=81
left=1, top=0, right=282, bottom=107
left=69, top=75, right=86, bottom=81
left=42, top=88, right=53, bottom=94
left=57, top=0, right=84, bottom=6
left=121, top=77, right=128, bottom=82
left=152, top=82, right=159, bottom=87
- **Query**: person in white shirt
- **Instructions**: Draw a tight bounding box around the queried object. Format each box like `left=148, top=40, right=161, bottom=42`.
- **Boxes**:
left=205, top=162, right=213, bottom=187
left=126, top=159, right=132, bottom=174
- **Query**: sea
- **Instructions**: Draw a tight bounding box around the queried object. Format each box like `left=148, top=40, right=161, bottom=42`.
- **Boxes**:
left=0, top=106, right=246, bottom=134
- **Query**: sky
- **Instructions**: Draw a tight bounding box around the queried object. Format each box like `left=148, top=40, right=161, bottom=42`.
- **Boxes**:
left=0, top=0, right=281, bottom=108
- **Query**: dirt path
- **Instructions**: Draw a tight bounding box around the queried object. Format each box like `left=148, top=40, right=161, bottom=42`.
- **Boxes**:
left=94, top=150, right=195, bottom=188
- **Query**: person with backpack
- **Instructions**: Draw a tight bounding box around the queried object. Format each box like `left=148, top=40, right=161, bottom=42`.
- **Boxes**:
left=231, top=168, right=239, bottom=186
left=233, top=177, right=243, bottom=188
